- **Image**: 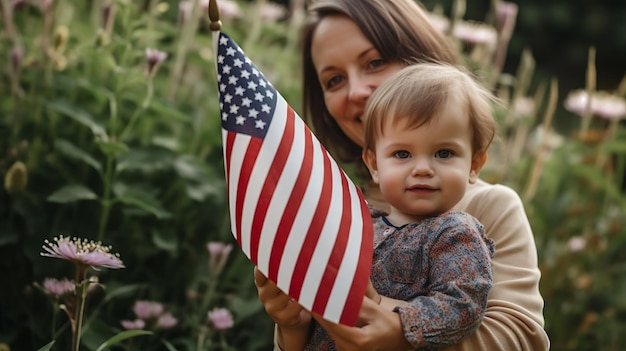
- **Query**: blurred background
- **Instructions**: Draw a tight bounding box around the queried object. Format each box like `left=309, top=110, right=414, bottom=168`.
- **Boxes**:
left=1, top=0, right=625, bottom=350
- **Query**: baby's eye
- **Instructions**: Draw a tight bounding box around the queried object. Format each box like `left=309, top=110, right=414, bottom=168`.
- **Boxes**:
left=393, top=150, right=411, bottom=159
left=435, top=149, right=454, bottom=158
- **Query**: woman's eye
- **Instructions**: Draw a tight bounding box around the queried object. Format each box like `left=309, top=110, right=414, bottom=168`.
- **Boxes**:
left=435, top=149, right=453, bottom=158
left=325, top=75, right=344, bottom=89
left=369, top=58, right=386, bottom=69
left=393, top=150, right=411, bottom=159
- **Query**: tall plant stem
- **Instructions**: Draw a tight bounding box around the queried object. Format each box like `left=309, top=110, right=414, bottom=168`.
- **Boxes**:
left=72, top=266, right=89, bottom=351
left=168, top=0, right=202, bottom=100
left=97, top=156, right=114, bottom=242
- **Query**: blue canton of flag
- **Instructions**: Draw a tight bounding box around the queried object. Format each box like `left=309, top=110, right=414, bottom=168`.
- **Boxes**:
left=218, top=35, right=277, bottom=139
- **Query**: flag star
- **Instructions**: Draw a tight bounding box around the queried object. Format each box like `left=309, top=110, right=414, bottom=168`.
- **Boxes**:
left=222, top=112, right=228, bottom=120
left=220, top=83, right=227, bottom=92
left=236, top=115, right=246, bottom=125
left=266, top=90, right=274, bottom=99
left=261, top=104, right=271, bottom=113
left=255, top=119, right=267, bottom=129
left=219, top=36, right=228, bottom=45
left=217, top=74, right=221, bottom=81
left=248, top=81, right=258, bottom=90
left=222, top=65, right=232, bottom=75
left=235, top=86, right=245, bottom=96
left=228, top=75, right=239, bottom=85
left=254, top=92, right=264, bottom=102
left=229, top=105, right=240, bottom=114
left=241, top=97, right=252, bottom=107
left=249, top=109, right=259, bottom=118
left=217, top=55, right=225, bottom=64
left=233, top=58, right=243, bottom=67
left=259, top=80, right=267, bottom=87
left=245, top=57, right=252, bottom=65
left=241, top=70, right=251, bottom=79
left=226, top=47, right=236, bottom=56
left=252, top=68, right=260, bottom=76
left=224, top=93, right=233, bottom=103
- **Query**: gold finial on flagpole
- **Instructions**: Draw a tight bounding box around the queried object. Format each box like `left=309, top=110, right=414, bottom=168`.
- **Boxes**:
left=208, top=0, right=222, bottom=31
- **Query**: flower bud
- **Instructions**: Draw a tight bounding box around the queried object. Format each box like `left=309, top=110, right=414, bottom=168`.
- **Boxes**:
left=4, top=161, right=28, bottom=194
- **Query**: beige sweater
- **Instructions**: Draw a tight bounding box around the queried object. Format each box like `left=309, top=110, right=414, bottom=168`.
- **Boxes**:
left=275, top=179, right=550, bottom=350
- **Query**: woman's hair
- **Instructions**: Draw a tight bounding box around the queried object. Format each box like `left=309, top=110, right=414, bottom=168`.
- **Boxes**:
left=301, top=0, right=459, bottom=168
left=363, top=63, right=497, bottom=157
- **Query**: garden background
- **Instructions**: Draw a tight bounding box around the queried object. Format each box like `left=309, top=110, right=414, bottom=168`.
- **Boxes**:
left=1, top=0, right=625, bottom=350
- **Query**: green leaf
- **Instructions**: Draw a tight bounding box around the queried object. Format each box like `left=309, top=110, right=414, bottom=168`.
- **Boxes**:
left=152, top=229, right=178, bottom=253
left=46, top=100, right=108, bottom=139
left=95, top=330, right=153, bottom=351
left=96, top=140, right=129, bottom=158
left=114, top=183, right=171, bottom=219
left=47, top=184, right=98, bottom=203
left=55, top=139, right=103, bottom=174
left=101, top=283, right=147, bottom=304
left=36, top=341, right=55, bottom=351
left=148, top=99, right=193, bottom=123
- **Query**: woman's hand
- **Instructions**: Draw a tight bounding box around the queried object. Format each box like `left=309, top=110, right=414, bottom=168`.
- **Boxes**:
left=313, top=297, right=413, bottom=351
left=254, top=266, right=311, bottom=329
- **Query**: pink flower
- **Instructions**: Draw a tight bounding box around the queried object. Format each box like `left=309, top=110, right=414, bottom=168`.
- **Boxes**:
left=41, top=236, right=125, bottom=269
left=42, top=277, right=76, bottom=298
left=208, top=307, right=234, bottom=331
left=133, top=300, right=164, bottom=320
left=565, top=90, right=626, bottom=120
left=145, top=48, right=168, bottom=77
left=121, top=319, right=146, bottom=330
left=156, top=312, right=178, bottom=329
left=207, top=242, right=233, bottom=276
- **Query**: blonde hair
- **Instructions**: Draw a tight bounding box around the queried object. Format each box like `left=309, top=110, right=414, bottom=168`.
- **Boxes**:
left=363, top=63, right=497, bottom=156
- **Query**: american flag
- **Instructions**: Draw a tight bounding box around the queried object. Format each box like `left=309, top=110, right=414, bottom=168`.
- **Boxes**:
left=214, top=31, right=373, bottom=326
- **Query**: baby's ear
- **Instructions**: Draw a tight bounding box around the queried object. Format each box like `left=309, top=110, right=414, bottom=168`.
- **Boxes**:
left=469, top=151, right=487, bottom=184
left=362, top=149, right=380, bottom=184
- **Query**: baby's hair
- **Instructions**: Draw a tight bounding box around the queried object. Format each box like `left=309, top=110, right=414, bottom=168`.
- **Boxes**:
left=363, top=63, right=497, bottom=156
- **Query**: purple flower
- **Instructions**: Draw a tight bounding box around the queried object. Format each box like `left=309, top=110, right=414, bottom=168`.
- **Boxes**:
left=41, top=236, right=125, bottom=269
left=145, top=48, right=167, bottom=77
left=208, top=307, right=234, bottom=331
left=207, top=242, right=233, bottom=276
left=121, top=319, right=146, bottom=330
left=42, top=277, right=76, bottom=298
left=156, top=312, right=178, bottom=330
left=133, top=300, right=164, bottom=320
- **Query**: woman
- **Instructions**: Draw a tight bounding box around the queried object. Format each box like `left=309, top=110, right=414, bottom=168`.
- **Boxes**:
left=255, top=0, right=549, bottom=350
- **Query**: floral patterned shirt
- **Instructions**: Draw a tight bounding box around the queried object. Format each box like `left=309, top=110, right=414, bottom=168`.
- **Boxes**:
left=305, top=211, right=495, bottom=350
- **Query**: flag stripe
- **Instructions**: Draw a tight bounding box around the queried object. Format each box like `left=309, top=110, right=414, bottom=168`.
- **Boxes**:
left=249, top=107, right=296, bottom=264
left=311, top=171, right=353, bottom=314
left=268, top=127, right=314, bottom=284
left=288, top=143, right=334, bottom=300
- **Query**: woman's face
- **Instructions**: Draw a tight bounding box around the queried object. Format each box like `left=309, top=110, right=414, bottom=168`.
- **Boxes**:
left=311, top=15, right=405, bottom=147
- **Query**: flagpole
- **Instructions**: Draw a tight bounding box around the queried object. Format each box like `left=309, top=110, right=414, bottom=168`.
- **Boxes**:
left=208, top=0, right=222, bottom=31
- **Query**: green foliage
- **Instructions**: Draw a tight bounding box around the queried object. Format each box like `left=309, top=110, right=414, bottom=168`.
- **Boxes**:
left=1, top=0, right=625, bottom=351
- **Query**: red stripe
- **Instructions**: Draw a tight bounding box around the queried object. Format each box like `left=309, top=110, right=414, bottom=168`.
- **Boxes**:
left=234, top=136, right=262, bottom=252
left=339, top=189, right=373, bottom=326
left=288, top=143, right=333, bottom=300
left=311, top=170, right=353, bottom=315
left=249, top=108, right=295, bottom=264
left=267, top=124, right=314, bottom=282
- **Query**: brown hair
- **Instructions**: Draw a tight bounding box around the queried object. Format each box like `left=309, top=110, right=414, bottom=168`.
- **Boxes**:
left=301, top=0, right=459, bottom=169
left=363, top=63, right=497, bottom=158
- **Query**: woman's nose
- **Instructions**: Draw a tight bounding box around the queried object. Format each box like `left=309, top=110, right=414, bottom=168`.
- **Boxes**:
left=348, top=74, right=374, bottom=102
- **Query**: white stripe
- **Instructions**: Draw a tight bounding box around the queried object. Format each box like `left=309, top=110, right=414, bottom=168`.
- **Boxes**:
left=239, top=98, right=287, bottom=262
left=298, top=146, right=344, bottom=311
left=276, top=132, right=325, bottom=293
left=257, top=102, right=305, bottom=275
left=324, top=177, right=365, bottom=322
left=225, top=129, right=248, bottom=250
